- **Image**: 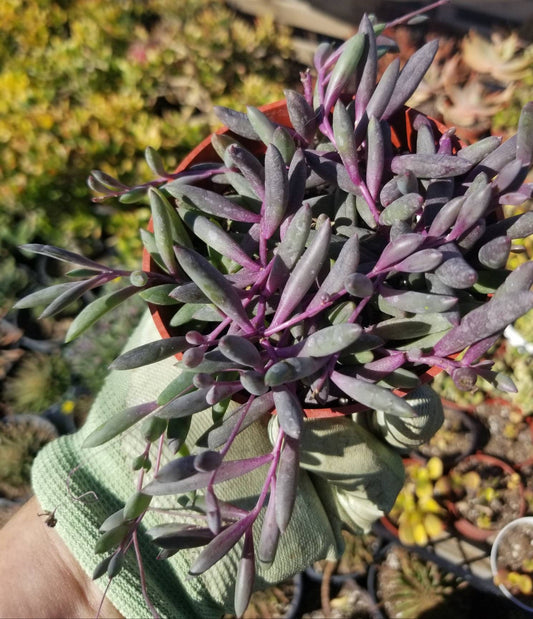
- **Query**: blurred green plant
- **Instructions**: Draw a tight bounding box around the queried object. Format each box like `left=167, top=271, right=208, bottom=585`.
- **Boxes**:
left=0, top=0, right=295, bottom=307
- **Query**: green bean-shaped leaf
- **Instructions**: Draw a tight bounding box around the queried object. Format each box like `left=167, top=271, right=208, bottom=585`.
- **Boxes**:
left=219, top=335, right=262, bottom=368
left=296, top=324, right=362, bottom=357
left=149, top=187, right=183, bottom=274
left=180, top=209, right=259, bottom=272
left=227, top=143, right=265, bottom=200
left=263, top=144, right=289, bottom=239
left=366, top=116, right=384, bottom=200
left=157, top=387, right=210, bottom=419
left=246, top=106, right=277, bottom=146
left=145, top=146, right=167, bottom=177
left=379, top=284, right=457, bottom=314
left=275, top=436, right=299, bottom=532
left=14, top=279, right=92, bottom=314
left=66, top=285, right=138, bottom=342
left=166, top=184, right=260, bottom=224
left=213, top=106, right=259, bottom=140
left=95, top=525, right=130, bottom=554
left=265, top=357, right=328, bottom=388
left=333, top=101, right=360, bottom=183
left=391, top=154, right=472, bottom=178
left=330, top=371, right=416, bottom=417
left=379, top=192, right=422, bottom=226
left=175, top=247, right=253, bottom=333
left=272, top=126, right=296, bottom=163
left=110, top=336, right=188, bottom=370
left=272, top=218, right=331, bottom=326
left=324, top=33, right=365, bottom=111
left=19, top=244, right=106, bottom=271
left=374, top=313, right=451, bottom=340
left=83, top=401, right=158, bottom=448
left=139, top=284, right=180, bottom=305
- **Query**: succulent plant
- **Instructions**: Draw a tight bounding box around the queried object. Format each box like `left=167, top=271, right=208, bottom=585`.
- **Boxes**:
left=13, top=2, right=533, bottom=615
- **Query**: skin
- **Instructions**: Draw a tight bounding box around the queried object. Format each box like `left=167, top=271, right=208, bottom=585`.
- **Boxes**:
left=0, top=496, right=123, bottom=619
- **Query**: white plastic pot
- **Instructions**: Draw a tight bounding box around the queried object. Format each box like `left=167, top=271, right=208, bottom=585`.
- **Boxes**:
left=490, top=516, right=533, bottom=614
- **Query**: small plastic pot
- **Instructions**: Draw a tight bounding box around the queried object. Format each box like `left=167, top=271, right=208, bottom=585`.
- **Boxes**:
left=490, top=516, right=533, bottom=614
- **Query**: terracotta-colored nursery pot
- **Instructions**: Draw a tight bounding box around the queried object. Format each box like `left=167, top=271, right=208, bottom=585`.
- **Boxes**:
left=447, top=453, right=526, bottom=543
left=141, top=100, right=454, bottom=419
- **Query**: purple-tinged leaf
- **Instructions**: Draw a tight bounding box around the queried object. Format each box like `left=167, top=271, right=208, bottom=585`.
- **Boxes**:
left=263, top=144, right=289, bottom=239
left=477, top=370, right=518, bottom=393
left=437, top=128, right=456, bottom=156
left=284, top=89, right=316, bottom=144
left=427, top=196, right=464, bottom=238
left=92, top=556, right=112, bottom=580
left=258, top=491, right=280, bottom=564
left=517, top=101, right=533, bottom=166
left=324, top=33, right=365, bottom=112
left=145, top=146, right=167, bottom=177
left=271, top=218, right=331, bottom=326
left=145, top=455, right=273, bottom=496
left=66, top=286, right=138, bottom=342
left=451, top=183, right=492, bottom=239
left=452, top=367, right=477, bottom=391
left=416, top=122, right=437, bottom=155
left=458, top=136, right=502, bottom=165
left=275, top=203, right=312, bottom=270
left=226, top=143, right=265, bottom=200
left=219, top=335, right=262, bottom=369
left=89, top=170, right=127, bottom=191
left=83, top=401, right=158, bottom=448
left=272, top=387, right=304, bottom=439
left=206, top=382, right=242, bottom=406
left=433, top=290, right=533, bottom=356
left=499, top=189, right=533, bottom=206
left=272, top=125, right=296, bottom=163
left=330, top=371, right=416, bottom=417
left=493, top=159, right=526, bottom=194
left=382, top=39, right=439, bottom=119
left=472, top=134, right=517, bottom=177
left=156, top=387, right=210, bottom=420
left=355, top=14, right=377, bottom=121
left=109, top=337, right=188, bottom=370
left=374, top=313, right=451, bottom=341
left=14, top=278, right=96, bottom=316
left=147, top=522, right=215, bottom=549
left=493, top=262, right=533, bottom=300
left=266, top=357, right=328, bottom=390
left=275, top=436, right=299, bottom=532
left=506, top=211, right=533, bottom=239
left=333, top=101, right=360, bottom=184
left=379, top=284, right=457, bottom=314
left=287, top=148, right=308, bottom=209
left=460, top=333, right=500, bottom=366
left=167, top=416, right=192, bottom=454
left=305, top=151, right=360, bottom=195
left=434, top=243, right=477, bottom=289
left=19, top=244, right=107, bottom=271
left=314, top=41, right=333, bottom=70
left=240, top=371, right=268, bottom=396
left=234, top=530, right=255, bottom=618
left=207, top=393, right=275, bottom=449
left=166, top=184, right=260, bottom=224
left=308, top=233, right=360, bottom=310
left=366, top=116, right=384, bottom=200
left=182, top=346, right=207, bottom=368
left=213, top=106, right=258, bottom=140
left=179, top=209, right=259, bottom=272
left=180, top=350, right=242, bottom=374
left=189, top=514, right=255, bottom=575
left=391, top=153, right=472, bottom=178
left=193, top=373, right=215, bottom=389
left=194, top=450, right=223, bottom=473
left=393, top=248, right=443, bottom=273
left=247, top=106, right=277, bottom=145
left=345, top=272, right=373, bottom=297
left=372, top=233, right=425, bottom=272
left=379, top=192, right=422, bottom=226
left=478, top=236, right=511, bottom=269
left=175, top=247, right=254, bottom=333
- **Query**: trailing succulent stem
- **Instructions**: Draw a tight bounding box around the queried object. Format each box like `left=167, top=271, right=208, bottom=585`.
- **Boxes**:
left=15, top=2, right=533, bottom=615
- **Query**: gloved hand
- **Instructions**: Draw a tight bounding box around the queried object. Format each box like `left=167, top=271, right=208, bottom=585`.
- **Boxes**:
left=32, top=311, right=443, bottom=618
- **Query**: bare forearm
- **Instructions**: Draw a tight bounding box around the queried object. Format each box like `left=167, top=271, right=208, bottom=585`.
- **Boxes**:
left=0, top=496, right=122, bottom=619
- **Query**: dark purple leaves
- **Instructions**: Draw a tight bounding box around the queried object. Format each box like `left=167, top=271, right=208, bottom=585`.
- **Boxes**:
left=275, top=436, right=299, bottom=532
left=284, top=89, right=316, bottom=144
left=147, top=522, right=215, bottom=550
left=234, top=530, right=255, bottom=618
left=478, top=236, right=511, bottom=269
left=517, top=101, right=533, bottom=166
left=263, top=144, right=289, bottom=239
left=109, top=337, right=189, bottom=370
left=379, top=284, right=457, bottom=314
left=272, top=386, right=304, bottom=439
left=391, top=154, right=473, bottom=178
left=266, top=357, right=328, bottom=389
left=189, top=514, right=254, bottom=575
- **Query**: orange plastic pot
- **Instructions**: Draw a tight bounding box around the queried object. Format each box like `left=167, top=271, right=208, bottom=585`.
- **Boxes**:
left=141, top=100, right=454, bottom=419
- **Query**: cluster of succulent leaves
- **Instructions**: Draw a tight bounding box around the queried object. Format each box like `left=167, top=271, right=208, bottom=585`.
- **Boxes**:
left=15, top=6, right=533, bottom=616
